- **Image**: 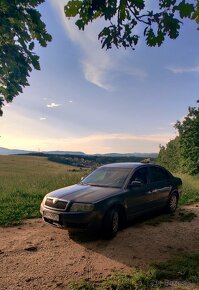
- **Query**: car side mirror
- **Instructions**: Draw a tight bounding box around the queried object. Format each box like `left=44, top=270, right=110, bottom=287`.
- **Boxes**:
left=128, top=180, right=142, bottom=188
left=81, top=177, right=84, bottom=181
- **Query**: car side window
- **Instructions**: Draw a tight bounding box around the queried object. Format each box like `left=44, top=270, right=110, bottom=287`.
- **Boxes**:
left=150, top=167, right=170, bottom=182
left=130, top=167, right=148, bottom=185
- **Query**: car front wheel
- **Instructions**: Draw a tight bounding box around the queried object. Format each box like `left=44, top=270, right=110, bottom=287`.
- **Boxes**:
left=103, top=208, right=119, bottom=239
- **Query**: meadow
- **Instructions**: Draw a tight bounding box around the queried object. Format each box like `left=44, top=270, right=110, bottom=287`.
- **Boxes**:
left=0, top=155, right=88, bottom=226
left=0, top=155, right=198, bottom=226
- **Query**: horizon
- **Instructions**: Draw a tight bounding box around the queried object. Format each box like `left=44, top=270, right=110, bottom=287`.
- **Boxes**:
left=0, top=145, right=158, bottom=155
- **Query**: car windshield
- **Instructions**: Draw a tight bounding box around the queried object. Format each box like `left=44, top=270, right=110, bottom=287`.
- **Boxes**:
left=81, top=167, right=132, bottom=188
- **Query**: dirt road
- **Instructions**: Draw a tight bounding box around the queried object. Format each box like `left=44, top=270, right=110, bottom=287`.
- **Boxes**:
left=1, top=204, right=199, bottom=290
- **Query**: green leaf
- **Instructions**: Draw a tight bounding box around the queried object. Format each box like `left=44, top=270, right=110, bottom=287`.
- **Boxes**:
left=65, top=0, right=82, bottom=17
left=176, top=0, right=194, bottom=18
left=75, top=19, right=85, bottom=30
left=29, top=42, right=34, bottom=50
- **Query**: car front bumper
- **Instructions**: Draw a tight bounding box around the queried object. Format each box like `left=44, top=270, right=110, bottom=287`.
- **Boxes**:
left=40, top=203, right=102, bottom=232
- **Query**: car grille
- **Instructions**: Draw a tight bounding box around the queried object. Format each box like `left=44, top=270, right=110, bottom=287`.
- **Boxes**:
left=45, top=198, right=68, bottom=210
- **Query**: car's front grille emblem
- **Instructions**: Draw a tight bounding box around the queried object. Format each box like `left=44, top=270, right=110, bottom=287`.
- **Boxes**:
left=45, top=198, right=68, bottom=210
left=52, top=198, right=58, bottom=204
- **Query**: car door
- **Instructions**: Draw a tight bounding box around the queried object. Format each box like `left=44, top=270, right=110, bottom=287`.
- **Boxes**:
left=125, top=166, right=153, bottom=217
left=148, top=166, right=172, bottom=208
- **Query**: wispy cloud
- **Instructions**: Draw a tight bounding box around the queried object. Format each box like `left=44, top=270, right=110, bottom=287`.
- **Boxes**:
left=50, top=132, right=176, bottom=153
left=40, top=117, right=46, bottom=121
left=167, top=65, right=199, bottom=74
left=50, top=0, right=113, bottom=91
left=50, top=1, right=147, bottom=90
left=47, top=102, right=61, bottom=108
left=73, top=132, right=176, bottom=143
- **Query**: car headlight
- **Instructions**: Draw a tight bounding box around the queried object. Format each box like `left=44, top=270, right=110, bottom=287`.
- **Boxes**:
left=70, top=203, right=94, bottom=212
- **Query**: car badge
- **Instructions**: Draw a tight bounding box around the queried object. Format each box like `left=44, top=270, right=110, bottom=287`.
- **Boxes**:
left=52, top=198, right=58, bottom=204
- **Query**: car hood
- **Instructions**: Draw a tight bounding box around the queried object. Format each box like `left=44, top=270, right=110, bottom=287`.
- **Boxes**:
left=46, top=184, right=121, bottom=203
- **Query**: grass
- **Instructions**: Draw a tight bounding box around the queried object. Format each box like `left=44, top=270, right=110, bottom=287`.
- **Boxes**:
left=67, top=271, right=162, bottom=290
left=0, top=155, right=88, bottom=226
left=154, top=253, right=199, bottom=284
left=177, top=173, right=199, bottom=205
left=145, top=208, right=197, bottom=226
left=67, top=253, right=199, bottom=289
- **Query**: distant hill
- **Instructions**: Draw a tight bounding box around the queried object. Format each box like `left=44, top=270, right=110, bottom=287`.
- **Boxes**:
left=0, top=147, right=158, bottom=158
left=0, top=148, right=85, bottom=156
left=96, top=152, right=158, bottom=158
left=43, top=151, right=85, bottom=156
left=0, top=147, right=35, bottom=155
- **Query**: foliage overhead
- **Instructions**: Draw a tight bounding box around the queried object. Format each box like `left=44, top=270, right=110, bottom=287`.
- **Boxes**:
left=0, top=0, right=52, bottom=116
left=65, top=0, right=197, bottom=50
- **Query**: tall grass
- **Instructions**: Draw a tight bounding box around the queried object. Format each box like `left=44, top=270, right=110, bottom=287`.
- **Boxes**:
left=0, top=155, right=88, bottom=226
left=177, top=173, right=199, bottom=205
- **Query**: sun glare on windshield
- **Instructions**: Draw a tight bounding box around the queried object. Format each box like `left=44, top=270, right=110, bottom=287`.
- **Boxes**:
left=81, top=167, right=132, bottom=188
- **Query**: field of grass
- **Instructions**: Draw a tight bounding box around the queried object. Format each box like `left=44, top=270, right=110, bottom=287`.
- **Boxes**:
left=0, top=155, right=198, bottom=226
left=0, top=155, right=88, bottom=226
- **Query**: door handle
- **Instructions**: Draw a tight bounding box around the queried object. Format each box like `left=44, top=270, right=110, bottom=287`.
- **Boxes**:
left=151, top=189, right=159, bottom=193
left=147, top=190, right=153, bottom=194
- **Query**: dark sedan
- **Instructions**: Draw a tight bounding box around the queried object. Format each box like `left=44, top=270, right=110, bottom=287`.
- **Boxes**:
left=40, top=163, right=182, bottom=238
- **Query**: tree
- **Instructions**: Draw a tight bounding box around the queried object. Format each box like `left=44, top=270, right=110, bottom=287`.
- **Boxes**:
left=65, top=0, right=197, bottom=49
left=157, top=137, right=181, bottom=173
left=157, top=101, right=199, bottom=175
left=175, top=101, right=199, bottom=175
left=0, top=0, right=52, bottom=116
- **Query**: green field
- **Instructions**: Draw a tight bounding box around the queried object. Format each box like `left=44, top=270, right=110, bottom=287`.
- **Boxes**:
left=0, top=155, right=88, bottom=226
left=0, top=155, right=198, bottom=226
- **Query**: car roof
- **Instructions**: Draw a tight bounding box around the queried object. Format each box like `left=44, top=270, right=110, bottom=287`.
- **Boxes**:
left=101, top=162, right=150, bottom=169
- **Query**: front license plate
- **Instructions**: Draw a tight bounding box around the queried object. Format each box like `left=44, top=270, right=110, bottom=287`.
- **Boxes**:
left=43, top=211, right=59, bottom=222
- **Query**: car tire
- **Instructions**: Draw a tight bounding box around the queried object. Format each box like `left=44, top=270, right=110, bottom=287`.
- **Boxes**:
left=166, top=192, right=178, bottom=213
left=102, top=208, right=119, bottom=239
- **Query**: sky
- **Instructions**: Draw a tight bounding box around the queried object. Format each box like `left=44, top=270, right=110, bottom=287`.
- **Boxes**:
left=0, top=1, right=199, bottom=154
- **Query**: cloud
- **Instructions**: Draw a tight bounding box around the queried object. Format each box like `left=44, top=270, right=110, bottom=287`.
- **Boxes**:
left=40, top=132, right=176, bottom=152
left=47, top=102, right=61, bottom=108
left=40, top=117, right=46, bottom=121
left=69, top=100, right=73, bottom=103
left=72, top=132, right=176, bottom=144
left=167, top=65, right=199, bottom=74
left=50, top=0, right=113, bottom=91
left=50, top=1, right=147, bottom=90
left=1, top=129, right=176, bottom=153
